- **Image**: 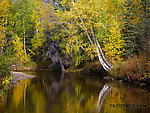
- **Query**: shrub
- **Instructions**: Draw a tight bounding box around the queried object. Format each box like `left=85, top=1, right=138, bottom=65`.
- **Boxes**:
left=0, top=55, right=13, bottom=98
left=0, top=55, right=12, bottom=78
left=109, top=54, right=150, bottom=82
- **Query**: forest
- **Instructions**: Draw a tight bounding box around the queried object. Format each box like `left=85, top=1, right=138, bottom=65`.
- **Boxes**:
left=0, top=0, right=150, bottom=97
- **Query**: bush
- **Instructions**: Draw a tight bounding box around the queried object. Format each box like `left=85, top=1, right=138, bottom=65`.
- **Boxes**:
left=0, top=55, right=13, bottom=98
left=0, top=55, right=12, bottom=78
left=109, top=54, right=150, bottom=82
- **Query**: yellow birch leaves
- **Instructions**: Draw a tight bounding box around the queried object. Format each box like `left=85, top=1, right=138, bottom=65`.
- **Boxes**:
left=53, top=0, right=125, bottom=66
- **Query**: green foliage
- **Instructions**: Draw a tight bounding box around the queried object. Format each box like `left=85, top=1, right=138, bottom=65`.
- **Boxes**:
left=0, top=54, right=13, bottom=98
left=30, top=1, right=48, bottom=57
left=122, top=0, right=150, bottom=56
left=0, top=55, right=12, bottom=78
left=12, top=35, right=31, bottom=65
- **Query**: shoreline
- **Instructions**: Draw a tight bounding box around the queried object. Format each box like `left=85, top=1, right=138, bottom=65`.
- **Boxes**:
left=10, top=68, right=150, bottom=87
left=11, top=71, right=34, bottom=82
left=0, top=72, right=34, bottom=103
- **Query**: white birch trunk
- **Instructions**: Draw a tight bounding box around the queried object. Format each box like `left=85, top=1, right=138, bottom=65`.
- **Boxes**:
left=23, top=15, right=26, bottom=56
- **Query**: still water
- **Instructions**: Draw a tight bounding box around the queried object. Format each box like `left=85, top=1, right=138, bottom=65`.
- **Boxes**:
left=0, top=71, right=150, bottom=113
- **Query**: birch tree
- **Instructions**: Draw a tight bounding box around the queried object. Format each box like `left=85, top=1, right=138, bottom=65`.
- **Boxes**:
left=50, top=0, right=125, bottom=71
left=10, top=0, right=35, bottom=57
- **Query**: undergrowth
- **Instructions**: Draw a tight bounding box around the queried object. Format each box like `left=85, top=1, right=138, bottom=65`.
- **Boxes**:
left=109, top=54, right=150, bottom=83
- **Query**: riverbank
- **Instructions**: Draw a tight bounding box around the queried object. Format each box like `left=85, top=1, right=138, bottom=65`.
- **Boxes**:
left=11, top=71, right=34, bottom=82
left=66, top=61, right=108, bottom=76
left=66, top=58, right=150, bottom=86
left=11, top=55, right=150, bottom=87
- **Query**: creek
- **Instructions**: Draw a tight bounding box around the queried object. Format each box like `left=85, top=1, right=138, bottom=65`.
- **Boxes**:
left=0, top=70, right=150, bottom=113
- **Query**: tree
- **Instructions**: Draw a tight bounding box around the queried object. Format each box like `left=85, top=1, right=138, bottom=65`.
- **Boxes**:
left=9, top=0, right=35, bottom=58
left=5, top=0, right=40, bottom=65
left=122, top=0, right=150, bottom=56
left=31, top=0, right=46, bottom=58
left=12, top=35, right=30, bottom=65
left=0, top=0, right=10, bottom=55
left=50, top=0, right=125, bottom=71
left=31, top=1, right=56, bottom=58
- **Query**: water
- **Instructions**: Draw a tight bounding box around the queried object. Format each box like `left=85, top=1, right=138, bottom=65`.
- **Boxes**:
left=0, top=70, right=150, bottom=113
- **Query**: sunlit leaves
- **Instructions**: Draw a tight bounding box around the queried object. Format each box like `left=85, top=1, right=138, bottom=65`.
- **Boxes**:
left=12, top=35, right=30, bottom=64
left=52, top=0, right=125, bottom=66
left=31, top=1, right=56, bottom=57
left=0, top=0, right=10, bottom=54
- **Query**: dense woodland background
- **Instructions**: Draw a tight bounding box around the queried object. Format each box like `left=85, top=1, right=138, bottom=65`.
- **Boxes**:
left=0, top=0, right=150, bottom=93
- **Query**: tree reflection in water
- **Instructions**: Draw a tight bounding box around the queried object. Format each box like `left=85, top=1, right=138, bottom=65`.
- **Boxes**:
left=97, top=84, right=112, bottom=113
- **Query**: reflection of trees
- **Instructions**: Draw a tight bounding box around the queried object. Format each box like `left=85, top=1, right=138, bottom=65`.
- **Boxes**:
left=43, top=72, right=65, bottom=113
left=31, top=86, right=46, bottom=113
left=97, top=84, right=112, bottom=113
left=119, top=85, right=150, bottom=112
left=12, top=79, right=31, bottom=109
left=4, top=72, right=150, bottom=113
left=50, top=74, right=101, bottom=113
left=101, top=84, right=126, bottom=113
left=2, top=71, right=106, bottom=113
left=1, top=79, right=31, bottom=113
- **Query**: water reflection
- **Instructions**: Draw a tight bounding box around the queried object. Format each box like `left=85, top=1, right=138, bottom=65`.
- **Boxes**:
left=101, top=82, right=150, bottom=113
left=0, top=71, right=150, bottom=113
left=97, top=84, right=112, bottom=113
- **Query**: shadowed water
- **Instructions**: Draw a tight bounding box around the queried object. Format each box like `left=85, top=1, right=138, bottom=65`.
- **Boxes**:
left=0, top=70, right=150, bottom=113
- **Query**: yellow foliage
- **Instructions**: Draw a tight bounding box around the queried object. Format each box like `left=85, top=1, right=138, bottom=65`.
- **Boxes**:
left=13, top=35, right=30, bottom=64
left=53, top=0, right=125, bottom=66
left=0, top=0, right=10, bottom=51
left=31, top=1, right=55, bottom=56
